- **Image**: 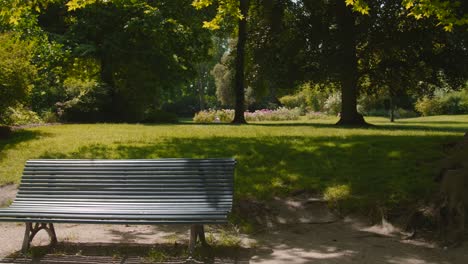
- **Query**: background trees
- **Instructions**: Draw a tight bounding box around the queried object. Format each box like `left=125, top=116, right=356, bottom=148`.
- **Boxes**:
left=0, top=0, right=467, bottom=125
left=0, top=33, right=37, bottom=123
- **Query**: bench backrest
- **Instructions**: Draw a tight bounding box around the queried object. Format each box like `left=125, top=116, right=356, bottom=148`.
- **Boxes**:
left=15, top=159, right=235, bottom=212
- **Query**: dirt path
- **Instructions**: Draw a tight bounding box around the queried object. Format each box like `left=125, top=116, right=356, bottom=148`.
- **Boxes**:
left=1, top=185, right=467, bottom=263
left=0, top=219, right=467, bottom=263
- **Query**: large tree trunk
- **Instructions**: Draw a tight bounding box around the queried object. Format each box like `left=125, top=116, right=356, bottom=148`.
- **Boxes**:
left=335, top=0, right=366, bottom=126
left=232, top=0, right=248, bottom=124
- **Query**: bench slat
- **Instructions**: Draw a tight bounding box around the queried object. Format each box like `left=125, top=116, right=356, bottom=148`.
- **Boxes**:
left=1, top=158, right=235, bottom=225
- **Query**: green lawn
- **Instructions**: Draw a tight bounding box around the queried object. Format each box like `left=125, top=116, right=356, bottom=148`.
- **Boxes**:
left=1, top=115, right=467, bottom=214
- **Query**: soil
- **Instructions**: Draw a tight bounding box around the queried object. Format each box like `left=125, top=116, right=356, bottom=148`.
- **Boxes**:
left=1, top=186, right=468, bottom=263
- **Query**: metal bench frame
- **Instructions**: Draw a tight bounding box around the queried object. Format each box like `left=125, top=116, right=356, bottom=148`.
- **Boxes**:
left=0, top=159, right=235, bottom=257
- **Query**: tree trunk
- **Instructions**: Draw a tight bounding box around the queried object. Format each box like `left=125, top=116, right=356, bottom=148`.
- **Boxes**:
left=232, top=0, right=248, bottom=124
left=335, top=0, right=367, bottom=126
left=100, top=52, right=117, bottom=120
left=390, top=96, right=395, bottom=122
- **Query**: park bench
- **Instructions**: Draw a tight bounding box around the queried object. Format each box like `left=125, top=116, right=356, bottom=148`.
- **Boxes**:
left=0, top=158, right=235, bottom=257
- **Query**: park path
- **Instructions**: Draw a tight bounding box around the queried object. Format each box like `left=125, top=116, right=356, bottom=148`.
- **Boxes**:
left=0, top=219, right=467, bottom=264
left=1, top=185, right=468, bottom=263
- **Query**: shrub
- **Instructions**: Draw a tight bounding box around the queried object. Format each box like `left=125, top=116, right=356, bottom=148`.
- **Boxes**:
left=41, top=111, right=59, bottom=123
left=279, top=94, right=305, bottom=109
left=438, top=91, right=468, bottom=114
left=193, top=107, right=301, bottom=123
left=305, top=111, right=330, bottom=119
left=415, top=97, right=442, bottom=116
left=279, top=83, right=334, bottom=112
left=0, top=33, right=37, bottom=121
left=323, top=92, right=342, bottom=115
left=193, top=109, right=234, bottom=123
left=59, top=79, right=110, bottom=122
left=395, top=108, right=419, bottom=118
left=2, top=105, right=43, bottom=126
left=245, top=107, right=301, bottom=121
left=415, top=88, right=468, bottom=116
left=143, top=110, right=178, bottom=123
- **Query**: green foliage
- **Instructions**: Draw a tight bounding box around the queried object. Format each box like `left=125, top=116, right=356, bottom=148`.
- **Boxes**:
left=323, top=92, right=342, bottom=115
left=0, top=33, right=38, bottom=123
left=193, top=107, right=301, bottom=123
left=394, top=108, right=419, bottom=118
left=401, top=0, right=468, bottom=31
left=2, top=105, right=43, bottom=126
left=192, top=0, right=242, bottom=30
left=306, top=111, right=331, bottom=120
left=40, top=111, right=59, bottom=123
left=142, top=110, right=178, bottom=123
left=415, top=97, right=441, bottom=116
left=279, top=83, right=335, bottom=113
left=57, top=78, right=110, bottom=122
left=415, top=88, right=468, bottom=116
left=211, top=39, right=236, bottom=107
left=146, top=248, right=168, bottom=263
left=193, top=109, right=234, bottom=123
left=324, top=184, right=351, bottom=209
left=245, top=107, right=301, bottom=121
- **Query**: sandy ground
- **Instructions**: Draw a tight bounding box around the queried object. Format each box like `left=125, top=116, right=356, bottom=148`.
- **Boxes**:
left=1, top=186, right=468, bottom=263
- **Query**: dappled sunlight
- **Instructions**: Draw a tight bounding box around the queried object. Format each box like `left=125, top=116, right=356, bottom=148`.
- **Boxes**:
left=36, top=132, right=462, bottom=209
left=385, top=256, right=451, bottom=264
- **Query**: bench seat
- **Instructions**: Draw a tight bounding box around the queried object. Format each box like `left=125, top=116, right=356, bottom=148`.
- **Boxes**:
left=0, top=159, right=235, bottom=254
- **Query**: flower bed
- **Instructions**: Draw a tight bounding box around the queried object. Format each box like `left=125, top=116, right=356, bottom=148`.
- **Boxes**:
left=193, top=107, right=301, bottom=123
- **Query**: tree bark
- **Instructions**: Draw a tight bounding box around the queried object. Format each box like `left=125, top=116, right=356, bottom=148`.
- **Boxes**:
left=232, top=0, right=248, bottom=124
left=335, top=0, right=367, bottom=126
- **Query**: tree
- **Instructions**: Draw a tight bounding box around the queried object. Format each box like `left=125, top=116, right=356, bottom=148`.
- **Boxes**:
left=0, top=33, right=37, bottom=123
left=193, top=0, right=248, bottom=123
left=246, top=0, right=467, bottom=125
left=2, top=0, right=215, bottom=122
left=211, top=42, right=236, bottom=107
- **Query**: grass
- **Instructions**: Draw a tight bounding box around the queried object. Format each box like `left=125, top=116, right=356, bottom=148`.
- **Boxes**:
left=1, top=115, right=467, bottom=215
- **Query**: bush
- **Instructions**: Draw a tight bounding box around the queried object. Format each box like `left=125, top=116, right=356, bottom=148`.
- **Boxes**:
left=59, top=79, right=110, bottom=122
left=245, top=107, right=301, bottom=121
left=279, top=83, right=334, bottom=113
left=415, top=97, right=442, bottom=116
left=0, top=33, right=37, bottom=121
left=143, top=110, right=178, bottom=123
left=193, top=107, right=301, bottom=123
left=41, top=111, right=59, bottom=123
left=415, top=89, right=468, bottom=116
left=2, top=105, right=43, bottom=126
left=323, top=92, right=342, bottom=115
left=395, top=108, right=419, bottom=118
left=279, top=94, right=305, bottom=109
left=193, top=109, right=234, bottom=123
left=439, top=91, right=468, bottom=115
left=306, top=111, right=330, bottom=119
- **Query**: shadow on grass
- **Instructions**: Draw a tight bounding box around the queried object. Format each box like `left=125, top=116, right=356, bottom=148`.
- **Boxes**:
left=246, top=122, right=468, bottom=133
left=1, top=242, right=252, bottom=264
left=39, top=132, right=463, bottom=212
left=0, top=130, right=50, bottom=161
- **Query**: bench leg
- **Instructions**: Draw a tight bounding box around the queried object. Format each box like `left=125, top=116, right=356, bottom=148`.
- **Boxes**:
left=21, top=223, right=58, bottom=254
left=187, top=224, right=209, bottom=261
left=195, top=225, right=207, bottom=246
